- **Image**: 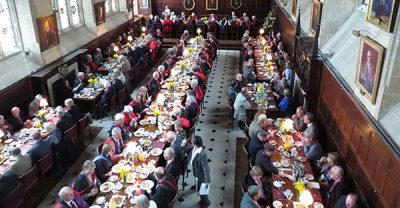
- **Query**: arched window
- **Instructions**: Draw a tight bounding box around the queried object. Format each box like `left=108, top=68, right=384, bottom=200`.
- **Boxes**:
left=105, top=0, right=119, bottom=14
left=0, top=0, right=20, bottom=57
left=53, top=0, right=83, bottom=31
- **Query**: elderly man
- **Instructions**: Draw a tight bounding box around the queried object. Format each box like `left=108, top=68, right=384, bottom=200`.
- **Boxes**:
left=254, top=143, right=278, bottom=177
left=292, top=106, right=306, bottom=131
left=113, top=68, right=126, bottom=84
left=43, top=122, right=62, bottom=145
left=56, top=107, right=75, bottom=134
left=163, top=147, right=182, bottom=178
left=242, top=62, right=256, bottom=84
left=110, top=73, right=125, bottom=92
left=147, top=71, right=161, bottom=98
left=334, top=192, right=359, bottom=208
left=86, top=54, right=99, bottom=74
left=65, top=98, right=83, bottom=124
left=8, top=107, right=30, bottom=132
left=190, top=79, right=203, bottom=104
left=249, top=131, right=269, bottom=159
left=0, top=171, right=19, bottom=199
left=29, top=131, right=52, bottom=164
left=249, top=114, right=269, bottom=141
left=227, top=80, right=238, bottom=103
left=234, top=87, right=251, bottom=129
left=327, top=166, right=349, bottom=208
left=109, top=113, right=130, bottom=141
left=181, top=96, right=199, bottom=124
left=0, top=115, right=12, bottom=139
left=157, top=65, right=167, bottom=81
left=73, top=72, right=87, bottom=93
left=56, top=186, right=89, bottom=208
left=103, top=127, right=124, bottom=163
left=28, top=94, right=43, bottom=118
left=304, top=112, right=318, bottom=136
left=8, top=147, right=32, bottom=176
left=302, top=130, right=324, bottom=165
left=150, top=167, right=178, bottom=208
left=100, top=81, right=116, bottom=113
left=240, top=185, right=262, bottom=208
left=93, top=48, right=105, bottom=66
left=165, top=131, right=184, bottom=162
left=234, top=73, right=246, bottom=93
left=278, top=89, right=292, bottom=114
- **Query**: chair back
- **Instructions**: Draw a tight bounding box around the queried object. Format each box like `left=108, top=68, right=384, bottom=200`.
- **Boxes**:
left=78, top=114, right=89, bottom=130
left=18, top=164, right=40, bottom=191
left=117, top=87, right=128, bottom=105
left=38, top=150, right=54, bottom=175
left=97, top=143, right=104, bottom=154
left=168, top=193, right=179, bottom=208
left=243, top=140, right=249, bottom=156
left=0, top=183, right=25, bottom=208
left=64, top=124, right=78, bottom=143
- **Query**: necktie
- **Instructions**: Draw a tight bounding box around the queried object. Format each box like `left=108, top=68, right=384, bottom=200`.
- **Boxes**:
left=70, top=201, right=77, bottom=208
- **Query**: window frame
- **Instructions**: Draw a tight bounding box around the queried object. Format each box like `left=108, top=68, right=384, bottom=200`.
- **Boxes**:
left=0, top=0, right=22, bottom=59
left=52, top=0, right=84, bottom=33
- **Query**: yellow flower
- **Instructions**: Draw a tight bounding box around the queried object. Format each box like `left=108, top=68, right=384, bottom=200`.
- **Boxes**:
left=187, top=47, right=194, bottom=52
left=263, top=46, right=269, bottom=51
left=113, top=54, right=118, bottom=59
left=88, top=78, right=98, bottom=84
left=119, top=167, right=130, bottom=178
left=126, top=42, right=131, bottom=47
left=167, top=82, right=175, bottom=88
left=178, top=62, right=186, bottom=67
left=153, top=110, right=161, bottom=116
left=35, top=110, right=47, bottom=118
left=294, top=181, right=305, bottom=193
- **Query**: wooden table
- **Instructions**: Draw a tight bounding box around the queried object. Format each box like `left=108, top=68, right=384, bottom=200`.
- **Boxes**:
left=254, top=49, right=279, bottom=82
left=246, top=86, right=280, bottom=119
left=73, top=88, right=104, bottom=120
left=267, top=120, right=323, bottom=207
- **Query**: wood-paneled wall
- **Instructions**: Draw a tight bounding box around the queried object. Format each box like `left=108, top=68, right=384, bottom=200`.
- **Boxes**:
left=0, top=78, right=34, bottom=116
left=150, top=0, right=270, bottom=19
left=317, top=66, right=400, bottom=208
left=274, top=2, right=296, bottom=55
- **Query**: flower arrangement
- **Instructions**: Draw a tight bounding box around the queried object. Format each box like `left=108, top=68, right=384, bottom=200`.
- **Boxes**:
left=266, top=61, right=272, bottom=67
left=113, top=54, right=118, bottom=59
left=141, top=33, right=146, bottom=37
left=263, top=45, right=270, bottom=51
left=294, top=181, right=305, bottom=193
left=262, top=6, right=277, bottom=32
left=178, top=62, right=186, bottom=68
left=167, top=82, right=175, bottom=93
left=257, top=83, right=263, bottom=94
left=36, top=110, right=47, bottom=124
left=153, top=110, right=161, bottom=116
left=187, top=47, right=194, bottom=52
left=126, top=42, right=131, bottom=47
left=195, top=36, right=201, bottom=42
left=119, top=167, right=130, bottom=187
left=88, top=78, right=98, bottom=84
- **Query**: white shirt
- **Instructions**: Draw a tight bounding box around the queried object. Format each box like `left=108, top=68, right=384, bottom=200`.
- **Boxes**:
left=190, top=147, right=202, bottom=166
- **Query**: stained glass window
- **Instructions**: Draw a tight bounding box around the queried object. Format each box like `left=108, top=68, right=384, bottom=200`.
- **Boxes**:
left=53, top=0, right=82, bottom=31
left=0, top=0, right=20, bottom=57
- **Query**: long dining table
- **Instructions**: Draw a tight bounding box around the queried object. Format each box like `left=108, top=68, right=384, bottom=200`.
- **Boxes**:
left=93, top=41, right=207, bottom=207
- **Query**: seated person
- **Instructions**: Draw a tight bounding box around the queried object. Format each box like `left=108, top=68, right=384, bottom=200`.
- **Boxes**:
left=243, top=166, right=269, bottom=205
left=318, top=152, right=340, bottom=184
left=121, top=105, right=139, bottom=132
left=334, top=192, right=359, bottom=208
left=249, top=131, right=269, bottom=159
left=181, top=96, right=199, bottom=124
left=57, top=186, right=89, bottom=208
left=72, top=160, right=100, bottom=204
left=65, top=98, right=84, bottom=124
left=172, top=110, right=190, bottom=132
left=93, top=48, right=105, bottom=66
left=278, top=89, right=292, bottom=114
left=43, top=122, right=62, bottom=145
left=240, top=185, right=262, bottom=208
left=86, top=54, right=99, bottom=74
left=138, top=86, right=151, bottom=106
left=109, top=113, right=130, bottom=141
left=0, top=115, right=12, bottom=139
left=190, top=79, right=203, bottom=104
left=234, top=73, right=246, bottom=93
left=165, top=131, right=184, bottom=163
left=8, top=107, right=31, bottom=131
left=150, top=167, right=178, bottom=208
left=8, top=147, right=32, bottom=176
left=103, top=127, right=125, bottom=163
left=326, top=166, right=350, bottom=208
left=227, top=80, right=238, bottom=103
left=147, top=72, right=161, bottom=98
left=94, top=144, right=113, bottom=183
left=56, top=107, right=75, bottom=135
left=248, top=114, right=269, bottom=141
left=292, top=106, right=306, bottom=131
left=129, top=94, right=145, bottom=117
left=254, top=143, right=294, bottom=179
left=234, top=88, right=251, bottom=129
left=100, top=81, right=116, bottom=113
left=28, top=94, right=43, bottom=118
left=302, top=130, right=324, bottom=165
left=113, top=68, right=126, bottom=84
left=304, top=112, right=318, bottom=136
left=163, top=147, right=182, bottom=178
left=110, top=73, right=125, bottom=92
left=242, top=62, right=256, bottom=84
left=0, top=172, right=19, bottom=199
left=72, top=72, right=87, bottom=93
left=156, top=65, right=167, bottom=81
left=28, top=131, right=52, bottom=164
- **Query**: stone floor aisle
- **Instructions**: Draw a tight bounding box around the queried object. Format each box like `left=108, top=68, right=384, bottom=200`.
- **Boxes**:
left=175, top=50, right=244, bottom=208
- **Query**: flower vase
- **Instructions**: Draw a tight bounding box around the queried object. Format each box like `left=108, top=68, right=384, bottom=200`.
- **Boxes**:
left=123, top=174, right=127, bottom=187
left=156, top=116, right=159, bottom=126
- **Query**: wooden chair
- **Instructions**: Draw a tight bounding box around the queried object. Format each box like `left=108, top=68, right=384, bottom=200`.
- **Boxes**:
left=110, top=94, right=118, bottom=119
left=168, top=193, right=179, bottom=208
left=65, top=124, right=78, bottom=145
left=78, top=114, right=92, bottom=137
left=219, top=25, right=228, bottom=40
left=0, top=183, right=25, bottom=208
left=242, top=140, right=249, bottom=156
left=117, top=87, right=128, bottom=108
left=230, top=25, right=241, bottom=40
left=38, top=151, right=54, bottom=176
left=227, top=96, right=234, bottom=130
left=18, top=164, right=40, bottom=191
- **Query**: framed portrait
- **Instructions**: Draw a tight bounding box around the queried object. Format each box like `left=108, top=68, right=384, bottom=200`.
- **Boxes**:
left=206, top=0, right=218, bottom=10
left=140, top=0, right=149, bottom=8
left=36, top=13, right=59, bottom=52
left=355, top=36, right=385, bottom=104
left=183, top=0, right=195, bottom=10
left=94, top=2, right=106, bottom=25
left=231, top=0, right=242, bottom=9
left=310, top=0, right=322, bottom=34
left=366, top=0, right=399, bottom=32
left=292, top=0, right=297, bottom=16
left=127, top=0, right=133, bottom=11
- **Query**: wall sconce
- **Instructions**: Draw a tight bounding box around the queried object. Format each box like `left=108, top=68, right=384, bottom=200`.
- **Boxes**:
left=141, top=26, right=146, bottom=33
left=259, top=28, right=265, bottom=35
left=113, top=46, right=119, bottom=52
left=352, top=29, right=373, bottom=38
left=127, top=35, right=133, bottom=42
left=197, top=28, right=202, bottom=35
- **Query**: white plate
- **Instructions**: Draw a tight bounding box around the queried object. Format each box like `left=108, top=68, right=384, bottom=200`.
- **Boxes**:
left=96, top=196, right=106, bottom=204
left=273, top=161, right=281, bottom=168
left=150, top=148, right=163, bottom=156
left=89, top=205, right=101, bottom=208
left=313, top=202, right=324, bottom=208
left=140, top=180, right=155, bottom=190
left=111, top=164, right=132, bottom=174
left=99, top=182, right=115, bottom=193
left=304, top=173, right=314, bottom=180
left=273, top=200, right=283, bottom=208
left=109, top=175, right=118, bottom=182
left=273, top=181, right=283, bottom=188
left=269, top=140, right=277, bottom=146
left=115, top=182, right=123, bottom=191
left=109, top=195, right=126, bottom=207
left=4, top=139, right=13, bottom=144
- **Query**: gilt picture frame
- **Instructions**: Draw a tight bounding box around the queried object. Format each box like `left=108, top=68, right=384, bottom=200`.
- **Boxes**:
left=94, top=2, right=106, bottom=25
left=366, top=0, right=399, bottom=32
left=183, top=0, right=195, bottom=10
left=140, top=0, right=149, bottom=9
left=231, top=0, right=242, bottom=9
left=292, top=0, right=297, bottom=16
left=206, top=0, right=218, bottom=10
left=310, top=0, right=322, bottom=35
left=37, top=13, right=59, bottom=52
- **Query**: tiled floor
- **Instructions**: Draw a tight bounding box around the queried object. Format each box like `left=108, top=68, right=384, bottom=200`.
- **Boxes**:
left=38, top=49, right=245, bottom=208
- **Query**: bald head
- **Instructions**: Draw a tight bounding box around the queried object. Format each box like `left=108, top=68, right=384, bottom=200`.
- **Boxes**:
left=59, top=186, right=74, bottom=201
left=345, top=193, right=359, bottom=208
left=154, top=167, right=165, bottom=181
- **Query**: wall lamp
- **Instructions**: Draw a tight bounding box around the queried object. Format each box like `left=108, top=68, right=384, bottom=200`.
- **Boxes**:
left=352, top=29, right=373, bottom=38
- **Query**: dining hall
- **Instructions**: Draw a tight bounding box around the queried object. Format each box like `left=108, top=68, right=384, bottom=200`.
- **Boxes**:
left=0, top=0, right=399, bottom=208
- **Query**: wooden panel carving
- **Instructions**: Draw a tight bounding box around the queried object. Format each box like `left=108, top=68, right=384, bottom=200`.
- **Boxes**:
left=317, top=65, right=400, bottom=207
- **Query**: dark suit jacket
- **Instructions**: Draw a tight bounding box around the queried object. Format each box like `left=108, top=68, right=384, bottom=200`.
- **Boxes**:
left=68, top=105, right=84, bottom=124
left=72, top=173, right=100, bottom=203
left=112, top=79, right=125, bottom=92
left=248, top=138, right=263, bottom=159
left=147, top=78, right=160, bottom=98
left=327, top=180, right=349, bottom=208
left=188, top=148, right=211, bottom=183
left=333, top=195, right=347, bottom=208
left=46, top=129, right=62, bottom=145
left=227, top=87, right=238, bottom=102
left=254, top=150, right=278, bottom=177
left=109, top=124, right=130, bottom=141
left=0, top=172, right=18, bottom=199
left=94, top=154, right=113, bottom=183
left=242, top=174, right=269, bottom=194
left=7, top=111, right=28, bottom=132
left=181, top=103, right=198, bottom=122
left=73, top=78, right=86, bottom=93
left=56, top=114, right=75, bottom=135
left=171, top=137, right=184, bottom=162
left=294, top=116, right=306, bottom=131
left=29, top=139, right=52, bottom=164
left=151, top=174, right=177, bottom=208
left=165, top=159, right=182, bottom=179
left=100, top=87, right=116, bottom=106
left=57, top=192, right=89, bottom=208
